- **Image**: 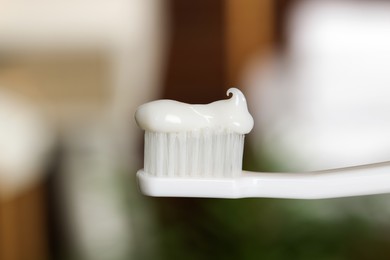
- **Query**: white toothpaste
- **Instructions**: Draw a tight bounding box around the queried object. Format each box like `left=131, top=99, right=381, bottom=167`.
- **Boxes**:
left=135, top=88, right=254, bottom=134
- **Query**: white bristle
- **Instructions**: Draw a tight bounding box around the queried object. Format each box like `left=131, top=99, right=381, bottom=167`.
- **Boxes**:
left=144, top=129, right=245, bottom=178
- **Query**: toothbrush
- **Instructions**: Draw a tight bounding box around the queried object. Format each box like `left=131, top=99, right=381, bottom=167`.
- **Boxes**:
left=135, top=88, right=390, bottom=199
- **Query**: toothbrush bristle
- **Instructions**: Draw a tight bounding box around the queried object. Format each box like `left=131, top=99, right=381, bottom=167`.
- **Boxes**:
left=144, top=129, right=244, bottom=178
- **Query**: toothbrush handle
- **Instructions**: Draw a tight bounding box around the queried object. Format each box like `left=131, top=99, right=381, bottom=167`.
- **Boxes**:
left=241, top=162, right=390, bottom=199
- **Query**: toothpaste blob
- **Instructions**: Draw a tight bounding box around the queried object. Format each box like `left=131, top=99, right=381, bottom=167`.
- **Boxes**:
left=135, top=88, right=254, bottom=134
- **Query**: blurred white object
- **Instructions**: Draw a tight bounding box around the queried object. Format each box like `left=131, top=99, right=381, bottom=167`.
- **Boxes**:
left=0, top=0, right=141, bottom=50
left=246, top=0, right=390, bottom=171
left=0, top=91, right=52, bottom=199
left=0, top=0, right=167, bottom=259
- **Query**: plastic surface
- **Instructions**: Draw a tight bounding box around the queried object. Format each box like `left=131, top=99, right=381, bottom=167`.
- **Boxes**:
left=137, top=161, right=390, bottom=199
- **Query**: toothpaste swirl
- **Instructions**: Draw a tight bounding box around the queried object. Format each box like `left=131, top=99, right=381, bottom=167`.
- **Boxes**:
left=135, top=88, right=254, bottom=134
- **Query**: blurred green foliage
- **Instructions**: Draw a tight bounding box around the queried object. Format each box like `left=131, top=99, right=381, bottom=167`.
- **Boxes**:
left=151, top=197, right=390, bottom=260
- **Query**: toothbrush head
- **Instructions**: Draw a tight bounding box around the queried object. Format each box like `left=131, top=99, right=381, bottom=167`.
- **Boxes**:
left=135, top=88, right=254, bottom=197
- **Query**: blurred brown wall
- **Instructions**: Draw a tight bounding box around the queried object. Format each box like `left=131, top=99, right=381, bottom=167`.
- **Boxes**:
left=163, top=0, right=275, bottom=103
left=163, top=0, right=226, bottom=103
left=225, top=0, right=274, bottom=85
left=0, top=185, right=48, bottom=260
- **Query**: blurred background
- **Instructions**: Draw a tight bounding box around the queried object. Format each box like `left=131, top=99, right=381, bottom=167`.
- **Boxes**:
left=2, top=0, right=390, bottom=259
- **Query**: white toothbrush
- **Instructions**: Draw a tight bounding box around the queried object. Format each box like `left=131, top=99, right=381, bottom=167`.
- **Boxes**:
left=135, top=88, right=390, bottom=199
